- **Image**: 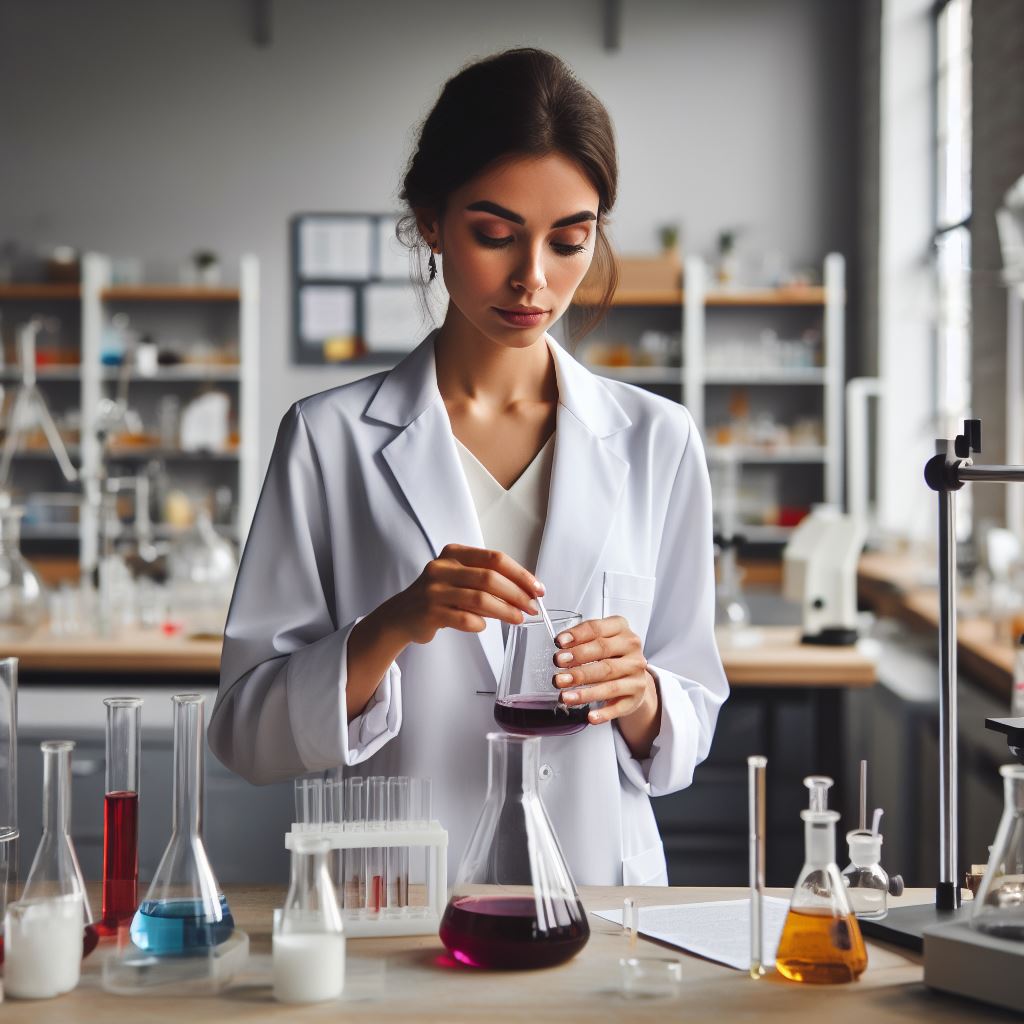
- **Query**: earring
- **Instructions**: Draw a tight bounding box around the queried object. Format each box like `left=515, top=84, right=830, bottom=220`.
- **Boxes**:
left=427, top=252, right=437, bottom=282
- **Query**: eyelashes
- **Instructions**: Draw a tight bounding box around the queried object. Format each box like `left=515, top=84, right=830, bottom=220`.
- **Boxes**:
left=473, top=232, right=587, bottom=256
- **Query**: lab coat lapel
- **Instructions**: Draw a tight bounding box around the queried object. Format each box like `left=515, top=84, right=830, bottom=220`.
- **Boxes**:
left=371, top=335, right=505, bottom=686
left=535, top=340, right=631, bottom=613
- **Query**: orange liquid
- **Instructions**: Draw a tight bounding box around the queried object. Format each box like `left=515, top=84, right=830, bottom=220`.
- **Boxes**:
left=775, top=907, right=868, bottom=984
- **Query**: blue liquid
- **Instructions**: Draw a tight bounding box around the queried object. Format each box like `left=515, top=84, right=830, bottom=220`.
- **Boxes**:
left=129, top=895, right=235, bottom=954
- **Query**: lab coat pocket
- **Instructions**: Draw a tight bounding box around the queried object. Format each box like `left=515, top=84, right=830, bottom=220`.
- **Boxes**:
left=622, top=841, right=668, bottom=886
left=602, top=571, right=657, bottom=646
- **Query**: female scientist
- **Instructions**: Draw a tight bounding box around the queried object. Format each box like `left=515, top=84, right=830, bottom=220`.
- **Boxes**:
left=210, top=48, right=728, bottom=886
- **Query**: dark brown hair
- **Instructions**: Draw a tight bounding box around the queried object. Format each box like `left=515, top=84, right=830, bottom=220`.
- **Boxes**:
left=398, top=47, right=618, bottom=341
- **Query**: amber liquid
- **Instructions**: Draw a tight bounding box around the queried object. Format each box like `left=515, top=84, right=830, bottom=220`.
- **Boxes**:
left=775, top=907, right=868, bottom=984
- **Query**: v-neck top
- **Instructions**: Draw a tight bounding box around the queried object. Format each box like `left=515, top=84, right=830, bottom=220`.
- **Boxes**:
left=454, top=433, right=555, bottom=575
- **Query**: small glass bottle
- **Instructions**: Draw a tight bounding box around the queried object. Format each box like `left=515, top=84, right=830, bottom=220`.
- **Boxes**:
left=130, top=694, right=234, bottom=954
left=0, top=507, right=46, bottom=641
left=971, top=764, right=1024, bottom=940
left=98, top=697, right=142, bottom=935
left=440, top=732, right=589, bottom=969
left=273, top=834, right=345, bottom=1003
left=841, top=830, right=889, bottom=920
left=4, top=740, right=95, bottom=999
left=775, top=776, right=867, bottom=984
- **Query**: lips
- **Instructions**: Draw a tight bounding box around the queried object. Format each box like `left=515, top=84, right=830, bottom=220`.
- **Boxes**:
left=494, top=307, right=549, bottom=328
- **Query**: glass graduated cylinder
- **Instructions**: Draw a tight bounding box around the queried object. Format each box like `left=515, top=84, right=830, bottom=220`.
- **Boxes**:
left=130, top=694, right=234, bottom=954
left=494, top=610, right=587, bottom=737
left=440, top=732, right=589, bottom=969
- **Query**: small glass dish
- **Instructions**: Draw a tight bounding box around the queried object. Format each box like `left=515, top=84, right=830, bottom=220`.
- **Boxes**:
left=619, top=956, right=683, bottom=999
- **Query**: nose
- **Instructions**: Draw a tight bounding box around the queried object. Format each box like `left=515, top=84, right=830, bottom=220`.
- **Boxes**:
left=510, top=242, right=547, bottom=295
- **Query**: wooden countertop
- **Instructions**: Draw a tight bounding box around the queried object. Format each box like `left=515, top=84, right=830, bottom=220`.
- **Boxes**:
left=0, top=885, right=993, bottom=1022
left=858, top=550, right=1014, bottom=700
left=5, top=624, right=877, bottom=688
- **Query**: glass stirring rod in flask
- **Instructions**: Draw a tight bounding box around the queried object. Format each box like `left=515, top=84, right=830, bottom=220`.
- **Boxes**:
left=99, top=697, right=142, bottom=935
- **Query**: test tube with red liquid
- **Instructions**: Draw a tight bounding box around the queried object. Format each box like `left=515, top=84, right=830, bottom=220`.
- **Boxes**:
left=98, top=697, right=142, bottom=935
left=365, top=776, right=386, bottom=915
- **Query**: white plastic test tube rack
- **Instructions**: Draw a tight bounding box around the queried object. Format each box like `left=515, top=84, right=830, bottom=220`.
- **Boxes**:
left=288, top=775, right=447, bottom=938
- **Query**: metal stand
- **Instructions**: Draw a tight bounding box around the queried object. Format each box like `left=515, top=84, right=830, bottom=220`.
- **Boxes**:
left=862, top=419, right=1024, bottom=950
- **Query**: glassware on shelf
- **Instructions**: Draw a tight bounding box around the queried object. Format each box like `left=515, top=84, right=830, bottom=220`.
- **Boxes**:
left=98, top=697, right=142, bottom=936
left=971, top=764, right=1024, bottom=940
left=5, top=739, right=96, bottom=999
left=166, top=510, right=238, bottom=636
left=0, top=657, right=17, bottom=933
left=129, top=694, right=235, bottom=954
left=272, top=834, right=345, bottom=1003
left=0, top=506, right=47, bottom=640
left=775, top=775, right=867, bottom=984
left=439, top=732, right=589, bottom=969
left=494, top=610, right=587, bottom=737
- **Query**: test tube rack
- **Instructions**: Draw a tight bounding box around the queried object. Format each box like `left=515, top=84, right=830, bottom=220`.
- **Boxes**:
left=284, top=822, right=448, bottom=937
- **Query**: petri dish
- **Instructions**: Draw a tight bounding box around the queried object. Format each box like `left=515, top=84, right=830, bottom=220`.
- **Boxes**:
left=619, top=956, right=683, bottom=999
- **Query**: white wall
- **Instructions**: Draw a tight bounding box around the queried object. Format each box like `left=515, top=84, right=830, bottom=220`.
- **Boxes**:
left=0, top=0, right=858, bottom=469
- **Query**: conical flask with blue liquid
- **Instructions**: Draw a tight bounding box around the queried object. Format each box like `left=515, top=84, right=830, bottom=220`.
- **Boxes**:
left=129, top=694, right=234, bottom=954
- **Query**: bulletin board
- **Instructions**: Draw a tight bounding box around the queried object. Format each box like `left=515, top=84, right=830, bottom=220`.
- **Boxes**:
left=290, top=212, right=425, bottom=364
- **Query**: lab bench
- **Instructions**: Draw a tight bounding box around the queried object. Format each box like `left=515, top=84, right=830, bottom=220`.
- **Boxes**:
left=0, top=885, right=1000, bottom=1021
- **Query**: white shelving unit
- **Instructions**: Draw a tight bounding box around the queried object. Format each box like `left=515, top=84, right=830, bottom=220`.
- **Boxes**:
left=0, top=255, right=259, bottom=555
left=580, top=252, right=846, bottom=541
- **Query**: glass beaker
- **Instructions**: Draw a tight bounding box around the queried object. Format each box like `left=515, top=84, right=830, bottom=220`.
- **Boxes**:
left=0, top=507, right=47, bottom=641
left=99, top=697, right=142, bottom=935
left=439, top=732, right=589, bottom=969
left=130, top=694, right=235, bottom=953
left=0, top=657, right=17, bottom=931
left=494, top=610, right=587, bottom=736
left=273, top=834, right=345, bottom=1003
left=775, top=776, right=867, bottom=984
left=971, top=764, right=1024, bottom=940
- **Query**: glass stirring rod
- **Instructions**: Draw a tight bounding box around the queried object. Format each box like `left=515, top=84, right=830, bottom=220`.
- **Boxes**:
left=748, top=755, right=767, bottom=980
left=536, top=595, right=558, bottom=643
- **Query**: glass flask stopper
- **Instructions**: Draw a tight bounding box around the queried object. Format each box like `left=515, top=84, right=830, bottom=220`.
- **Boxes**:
left=971, top=763, right=1024, bottom=940
left=130, top=694, right=235, bottom=954
left=440, top=732, right=589, bottom=969
left=4, top=740, right=95, bottom=999
left=775, top=775, right=867, bottom=984
left=273, top=834, right=345, bottom=1003
left=495, top=610, right=587, bottom=737
left=99, top=697, right=142, bottom=935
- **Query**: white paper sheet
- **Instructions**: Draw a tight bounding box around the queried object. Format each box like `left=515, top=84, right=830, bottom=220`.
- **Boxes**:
left=299, top=285, right=356, bottom=342
left=364, top=284, right=423, bottom=351
left=300, top=217, right=373, bottom=279
left=376, top=216, right=412, bottom=279
left=594, top=897, right=789, bottom=971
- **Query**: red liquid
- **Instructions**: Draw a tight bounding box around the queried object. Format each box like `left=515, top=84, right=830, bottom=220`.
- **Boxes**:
left=494, top=696, right=591, bottom=737
left=439, top=895, right=589, bottom=969
left=369, top=874, right=384, bottom=913
left=98, top=790, right=139, bottom=934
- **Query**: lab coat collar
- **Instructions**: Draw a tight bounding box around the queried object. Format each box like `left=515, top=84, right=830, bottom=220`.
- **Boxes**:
left=371, top=328, right=632, bottom=687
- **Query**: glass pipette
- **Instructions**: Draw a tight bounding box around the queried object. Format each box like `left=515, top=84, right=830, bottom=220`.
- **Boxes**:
left=748, top=755, right=767, bottom=979
left=535, top=595, right=557, bottom=644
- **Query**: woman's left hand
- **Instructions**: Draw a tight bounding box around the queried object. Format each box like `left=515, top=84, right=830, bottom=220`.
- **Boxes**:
left=551, top=615, right=657, bottom=726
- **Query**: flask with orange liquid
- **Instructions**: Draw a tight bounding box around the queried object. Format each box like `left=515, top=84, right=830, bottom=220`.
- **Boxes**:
left=775, top=775, right=868, bottom=984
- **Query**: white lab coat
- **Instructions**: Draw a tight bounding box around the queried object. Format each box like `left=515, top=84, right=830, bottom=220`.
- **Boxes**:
left=210, top=331, right=729, bottom=885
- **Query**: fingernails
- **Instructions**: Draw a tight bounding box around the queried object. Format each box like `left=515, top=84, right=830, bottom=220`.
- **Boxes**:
left=528, top=603, right=539, bottom=615
left=588, top=710, right=602, bottom=723
left=555, top=652, right=573, bottom=666
left=533, top=579, right=545, bottom=595
left=563, top=690, right=579, bottom=702
left=556, top=673, right=573, bottom=685
left=557, top=632, right=573, bottom=647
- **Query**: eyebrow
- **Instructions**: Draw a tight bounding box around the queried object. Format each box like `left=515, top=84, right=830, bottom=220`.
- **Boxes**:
left=465, top=200, right=597, bottom=229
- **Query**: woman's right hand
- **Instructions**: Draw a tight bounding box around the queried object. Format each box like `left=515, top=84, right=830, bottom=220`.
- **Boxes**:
left=385, top=543, right=544, bottom=645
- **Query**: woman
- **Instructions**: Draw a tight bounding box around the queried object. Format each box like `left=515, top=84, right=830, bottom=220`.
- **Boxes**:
left=210, top=48, right=728, bottom=886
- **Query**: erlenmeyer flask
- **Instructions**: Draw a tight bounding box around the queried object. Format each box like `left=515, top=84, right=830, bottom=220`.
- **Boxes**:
left=0, top=507, right=46, bottom=641
left=5, top=739, right=97, bottom=998
left=971, top=764, right=1024, bottom=939
left=775, top=776, right=867, bottom=984
left=130, top=694, right=234, bottom=953
left=273, top=834, right=345, bottom=1003
left=439, top=732, right=589, bottom=969
left=495, top=610, right=587, bottom=736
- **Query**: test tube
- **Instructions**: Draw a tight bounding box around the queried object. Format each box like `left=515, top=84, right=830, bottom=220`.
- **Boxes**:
left=622, top=896, right=639, bottom=949
left=365, top=776, right=386, bottom=914
left=343, top=777, right=365, bottom=915
left=294, top=774, right=324, bottom=833
left=748, top=755, right=767, bottom=980
left=387, top=776, right=410, bottom=915
left=408, top=777, right=432, bottom=915
left=324, top=766, right=344, bottom=893
left=100, top=697, right=142, bottom=935
left=0, top=658, right=17, bottom=930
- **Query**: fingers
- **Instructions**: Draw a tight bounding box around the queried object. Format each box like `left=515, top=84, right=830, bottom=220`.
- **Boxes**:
left=553, top=651, right=647, bottom=694
left=440, top=564, right=539, bottom=616
left=552, top=631, right=638, bottom=672
left=439, top=544, right=544, bottom=603
left=434, top=582, right=529, bottom=626
left=554, top=615, right=628, bottom=650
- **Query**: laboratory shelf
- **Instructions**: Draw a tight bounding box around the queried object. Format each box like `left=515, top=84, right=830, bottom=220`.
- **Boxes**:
left=706, top=446, right=828, bottom=464
left=588, top=365, right=682, bottom=384
left=0, top=367, right=82, bottom=381
left=703, top=369, right=826, bottom=385
left=101, top=285, right=241, bottom=302
left=105, top=447, right=240, bottom=461
left=736, top=524, right=797, bottom=543
left=0, top=283, right=81, bottom=301
left=574, top=285, right=827, bottom=308
left=100, top=366, right=242, bottom=382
